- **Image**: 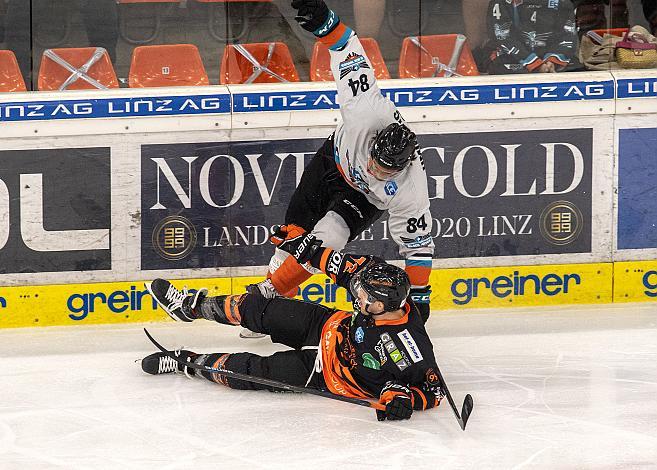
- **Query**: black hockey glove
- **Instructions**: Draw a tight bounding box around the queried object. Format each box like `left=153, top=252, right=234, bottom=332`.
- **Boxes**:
left=376, top=382, right=413, bottom=421
left=405, top=368, right=445, bottom=411
left=410, top=285, right=431, bottom=324
left=270, top=224, right=323, bottom=265
left=291, top=0, right=339, bottom=37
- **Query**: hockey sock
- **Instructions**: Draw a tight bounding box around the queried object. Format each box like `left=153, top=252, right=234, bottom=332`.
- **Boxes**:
left=269, top=256, right=312, bottom=297
left=195, top=353, right=231, bottom=385
left=194, top=295, right=245, bottom=325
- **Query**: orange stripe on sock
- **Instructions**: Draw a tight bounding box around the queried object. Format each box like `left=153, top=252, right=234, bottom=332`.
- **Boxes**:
left=270, top=256, right=312, bottom=297
left=211, top=354, right=230, bottom=386
left=405, top=265, right=431, bottom=287
left=223, top=295, right=243, bottom=325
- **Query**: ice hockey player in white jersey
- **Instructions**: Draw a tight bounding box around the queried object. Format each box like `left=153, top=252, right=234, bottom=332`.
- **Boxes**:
left=243, top=0, right=434, bottom=337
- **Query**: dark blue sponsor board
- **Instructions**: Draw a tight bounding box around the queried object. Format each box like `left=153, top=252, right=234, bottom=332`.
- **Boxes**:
left=0, top=94, right=230, bottom=122
left=141, top=129, right=592, bottom=269
left=233, top=80, right=613, bottom=112
left=0, top=148, right=111, bottom=273
left=617, top=127, right=657, bottom=249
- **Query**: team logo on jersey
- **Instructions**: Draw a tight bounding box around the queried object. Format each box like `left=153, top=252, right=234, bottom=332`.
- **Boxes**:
left=355, top=326, right=365, bottom=343
left=384, top=180, right=398, bottom=196
left=348, top=164, right=371, bottom=193
left=401, top=234, right=433, bottom=249
left=374, top=340, right=388, bottom=365
left=339, top=53, right=370, bottom=79
left=397, top=329, right=423, bottom=363
left=361, top=353, right=381, bottom=370
left=380, top=333, right=409, bottom=371
left=548, top=0, right=559, bottom=9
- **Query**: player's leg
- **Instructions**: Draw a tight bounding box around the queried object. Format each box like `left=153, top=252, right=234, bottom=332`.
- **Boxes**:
left=142, top=348, right=325, bottom=391
left=264, top=135, right=338, bottom=298
left=197, top=293, right=333, bottom=348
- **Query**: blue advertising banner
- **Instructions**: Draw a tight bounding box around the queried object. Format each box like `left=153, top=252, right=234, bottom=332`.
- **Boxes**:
left=0, top=94, right=230, bottom=122
left=141, top=129, right=592, bottom=270
left=233, top=80, right=614, bottom=113
left=617, top=127, right=657, bottom=249
left=617, top=78, right=657, bottom=99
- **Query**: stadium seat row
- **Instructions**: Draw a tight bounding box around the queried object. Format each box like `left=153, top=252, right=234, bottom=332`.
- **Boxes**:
left=0, top=35, right=479, bottom=92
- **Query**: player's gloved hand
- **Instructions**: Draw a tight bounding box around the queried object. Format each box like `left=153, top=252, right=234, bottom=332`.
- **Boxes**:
left=376, top=382, right=413, bottom=421
left=411, top=367, right=444, bottom=410
left=291, top=0, right=339, bottom=37
left=409, top=285, right=431, bottom=324
left=270, top=224, right=323, bottom=264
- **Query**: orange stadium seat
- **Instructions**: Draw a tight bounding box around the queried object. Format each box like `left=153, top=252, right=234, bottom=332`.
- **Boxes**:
left=129, top=44, right=209, bottom=87
left=0, top=51, right=27, bottom=92
left=591, top=27, right=629, bottom=37
left=37, top=47, right=119, bottom=91
left=310, top=38, right=390, bottom=82
left=118, top=0, right=181, bottom=45
left=220, top=42, right=299, bottom=84
left=398, top=34, right=479, bottom=79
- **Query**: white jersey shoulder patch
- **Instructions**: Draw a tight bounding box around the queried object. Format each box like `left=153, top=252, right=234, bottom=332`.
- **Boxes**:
left=397, top=329, right=423, bottom=363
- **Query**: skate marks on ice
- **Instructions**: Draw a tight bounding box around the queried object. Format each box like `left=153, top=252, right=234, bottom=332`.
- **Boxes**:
left=1, top=304, right=656, bottom=469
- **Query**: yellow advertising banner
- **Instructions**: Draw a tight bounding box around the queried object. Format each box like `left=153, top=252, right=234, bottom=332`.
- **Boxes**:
left=613, top=261, right=657, bottom=303
left=429, top=263, right=613, bottom=309
left=0, top=278, right=231, bottom=328
left=0, top=263, right=615, bottom=328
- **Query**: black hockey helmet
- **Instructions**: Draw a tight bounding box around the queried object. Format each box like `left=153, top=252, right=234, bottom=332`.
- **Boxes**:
left=350, top=262, right=411, bottom=313
left=369, top=123, right=418, bottom=173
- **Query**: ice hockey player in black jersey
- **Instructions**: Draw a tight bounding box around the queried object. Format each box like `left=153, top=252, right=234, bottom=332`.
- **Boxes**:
left=142, top=226, right=443, bottom=421
left=482, top=0, right=579, bottom=74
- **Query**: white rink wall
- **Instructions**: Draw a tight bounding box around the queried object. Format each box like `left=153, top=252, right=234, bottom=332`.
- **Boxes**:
left=1, top=71, right=657, bottom=326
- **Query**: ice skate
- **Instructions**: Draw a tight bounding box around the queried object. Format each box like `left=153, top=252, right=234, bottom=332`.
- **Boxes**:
left=145, top=278, right=207, bottom=322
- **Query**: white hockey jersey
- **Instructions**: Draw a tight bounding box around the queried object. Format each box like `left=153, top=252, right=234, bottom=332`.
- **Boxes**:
left=326, top=31, right=434, bottom=287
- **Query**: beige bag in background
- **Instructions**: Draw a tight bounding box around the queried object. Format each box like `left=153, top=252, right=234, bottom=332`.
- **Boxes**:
left=579, top=33, right=622, bottom=70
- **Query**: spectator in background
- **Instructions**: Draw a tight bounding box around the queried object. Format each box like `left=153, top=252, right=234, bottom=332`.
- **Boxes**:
left=353, top=0, right=386, bottom=39
left=2, top=0, right=118, bottom=90
left=479, top=0, right=579, bottom=74
left=571, top=0, right=657, bottom=35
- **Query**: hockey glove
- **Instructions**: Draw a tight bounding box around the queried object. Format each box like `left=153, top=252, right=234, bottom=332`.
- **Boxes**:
left=409, top=368, right=444, bottom=410
left=410, top=285, right=431, bottom=324
left=376, top=381, right=413, bottom=421
left=291, top=0, right=339, bottom=37
left=269, top=224, right=323, bottom=265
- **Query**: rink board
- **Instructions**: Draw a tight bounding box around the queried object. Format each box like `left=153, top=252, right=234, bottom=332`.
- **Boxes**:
left=0, top=263, right=612, bottom=328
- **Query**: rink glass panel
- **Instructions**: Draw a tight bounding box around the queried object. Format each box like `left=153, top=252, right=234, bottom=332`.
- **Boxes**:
left=4, top=0, right=654, bottom=90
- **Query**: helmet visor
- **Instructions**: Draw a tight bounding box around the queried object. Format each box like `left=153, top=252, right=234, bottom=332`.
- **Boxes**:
left=367, top=155, right=403, bottom=180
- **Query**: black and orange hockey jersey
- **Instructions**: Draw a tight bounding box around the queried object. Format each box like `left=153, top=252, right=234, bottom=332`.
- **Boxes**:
left=310, top=247, right=442, bottom=409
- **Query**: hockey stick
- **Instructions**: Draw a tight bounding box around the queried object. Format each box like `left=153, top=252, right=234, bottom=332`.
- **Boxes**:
left=434, top=363, right=473, bottom=430
left=143, top=328, right=386, bottom=411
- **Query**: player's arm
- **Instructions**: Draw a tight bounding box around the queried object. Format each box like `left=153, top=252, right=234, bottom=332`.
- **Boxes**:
left=291, top=0, right=392, bottom=129
left=387, top=181, right=434, bottom=322
left=269, top=224, right=376, bottom=290
left=372, top=366, right=444, bottom=421
left=488, top=0, right=544, bottom=72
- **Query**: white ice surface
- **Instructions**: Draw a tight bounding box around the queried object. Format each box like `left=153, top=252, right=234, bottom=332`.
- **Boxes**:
left=2, top=303, right=657, bottom=470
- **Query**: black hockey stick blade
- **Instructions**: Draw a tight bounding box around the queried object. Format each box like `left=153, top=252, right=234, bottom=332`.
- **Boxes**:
left=460, top=394, right=474, bottom=430
left=143, top=328, right=386, bottom=411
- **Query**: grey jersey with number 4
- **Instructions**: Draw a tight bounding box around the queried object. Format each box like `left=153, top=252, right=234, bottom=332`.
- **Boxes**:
left=328, top=33, right=434, bottom=285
